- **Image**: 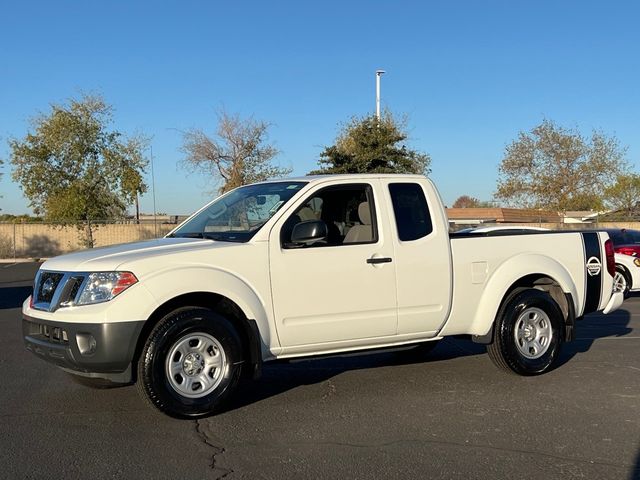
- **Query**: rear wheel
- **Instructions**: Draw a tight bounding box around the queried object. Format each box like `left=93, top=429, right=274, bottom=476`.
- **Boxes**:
left=137, top=307, right=243, bottom=418
left=614, top=266, right=631, bottom=298
left=488, top=289, right=564, bottom=375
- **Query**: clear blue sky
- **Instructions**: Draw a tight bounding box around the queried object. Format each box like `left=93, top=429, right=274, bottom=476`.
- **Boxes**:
left=1, top=0, right=638, bottom=215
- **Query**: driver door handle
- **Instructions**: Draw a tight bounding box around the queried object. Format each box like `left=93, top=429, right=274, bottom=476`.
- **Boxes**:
left=366, top=257, right=393, bottom=264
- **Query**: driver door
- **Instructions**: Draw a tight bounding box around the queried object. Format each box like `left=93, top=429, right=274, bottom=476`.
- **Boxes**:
left=268, top=181, right=398, bottom=351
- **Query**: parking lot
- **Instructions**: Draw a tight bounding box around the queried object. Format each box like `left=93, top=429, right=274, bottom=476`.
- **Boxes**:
left=1, top=262, right=639, bottom=479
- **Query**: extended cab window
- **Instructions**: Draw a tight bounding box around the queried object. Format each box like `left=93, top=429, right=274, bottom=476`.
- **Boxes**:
left=389, top=183, right=433, bottom=241
left=281, top=184, right=377, bottom=248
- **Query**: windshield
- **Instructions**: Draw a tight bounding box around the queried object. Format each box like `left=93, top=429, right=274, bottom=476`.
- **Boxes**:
left=169, top=181, right=307, bottom=242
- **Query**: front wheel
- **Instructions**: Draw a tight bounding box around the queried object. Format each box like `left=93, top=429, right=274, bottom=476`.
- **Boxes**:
left=488, top=289, right=564, bottom=375
left=137, top=307, right=243, bottom=418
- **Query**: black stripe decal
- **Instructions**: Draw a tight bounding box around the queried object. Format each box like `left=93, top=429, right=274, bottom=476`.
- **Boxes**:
left=582, top=232, right=602, bottom=314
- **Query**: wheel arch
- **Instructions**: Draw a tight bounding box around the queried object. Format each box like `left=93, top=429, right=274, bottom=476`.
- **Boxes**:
left=132, top=292, right=265, bottom=381
left=470, top=254, right=579, bottom=343
left=131, top=267, right=274, bottom=381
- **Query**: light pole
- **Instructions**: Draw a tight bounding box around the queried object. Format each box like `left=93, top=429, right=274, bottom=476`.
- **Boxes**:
left=150, top=146, right=158, bottom=237
left=375, top=69, right=385, bottom=120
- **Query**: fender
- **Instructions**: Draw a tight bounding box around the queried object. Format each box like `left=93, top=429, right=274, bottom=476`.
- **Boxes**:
left=457, top=253, right=579, bottom=338
left=141, top=266, right=278, bottom=358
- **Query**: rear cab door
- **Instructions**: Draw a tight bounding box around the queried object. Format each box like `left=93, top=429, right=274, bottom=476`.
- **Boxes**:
left=382, top=178, right=453, bottom=335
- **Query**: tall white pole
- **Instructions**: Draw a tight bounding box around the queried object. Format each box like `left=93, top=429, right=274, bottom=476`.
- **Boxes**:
left=375, top=69, right=386, bottom=120
left=150, top=146, right=158, bottom=237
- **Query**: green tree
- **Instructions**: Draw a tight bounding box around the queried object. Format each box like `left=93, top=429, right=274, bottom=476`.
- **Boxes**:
left=181, top=109, right=291, bottom=194
left=312, top=111, right=431, bottom=175
left=119, top=138, right=148, bottom=222
left=0, top=214, right=43, bottom=223
left=495, top=119, right=627, bottom=212
left=9, top=94, right=148, bottom=247
left=604, top=174, right=640, bottom=218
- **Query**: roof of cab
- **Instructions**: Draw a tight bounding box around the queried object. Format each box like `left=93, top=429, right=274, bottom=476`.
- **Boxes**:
left=260, top=173, right=428, bottom=184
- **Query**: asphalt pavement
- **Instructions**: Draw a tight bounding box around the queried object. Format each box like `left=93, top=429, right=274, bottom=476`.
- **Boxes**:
left=1, top=262, right=638, bottom=479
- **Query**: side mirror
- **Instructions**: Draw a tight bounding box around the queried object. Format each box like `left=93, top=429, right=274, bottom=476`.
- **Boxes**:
left=291, top=220, right=328, bottom=246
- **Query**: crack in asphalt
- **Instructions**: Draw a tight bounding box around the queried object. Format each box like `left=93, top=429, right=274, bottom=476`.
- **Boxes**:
left=195, top=419, right=234, bottom=479
left=321, top=379, right=337, bottom=401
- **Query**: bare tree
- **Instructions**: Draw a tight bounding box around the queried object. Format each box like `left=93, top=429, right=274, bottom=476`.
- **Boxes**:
left=181, top=110, right=291, bottom=194
left=452, top=195, right=481, bottom=208
left=495, top=119, right=627, bottom=212
left=452, top=195, right=495, bottom=208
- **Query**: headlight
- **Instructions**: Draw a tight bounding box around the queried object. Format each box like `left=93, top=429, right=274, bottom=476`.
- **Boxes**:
left=634, top=258, right=640, bottom=267
left=76, top=272, right=138, bottom=305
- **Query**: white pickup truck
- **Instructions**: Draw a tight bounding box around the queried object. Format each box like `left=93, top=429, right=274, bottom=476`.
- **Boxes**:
left=23, top=174, right=623, bottom=417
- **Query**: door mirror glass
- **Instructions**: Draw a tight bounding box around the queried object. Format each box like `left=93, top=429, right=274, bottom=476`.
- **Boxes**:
left=291, top=220, right=328, bottom=246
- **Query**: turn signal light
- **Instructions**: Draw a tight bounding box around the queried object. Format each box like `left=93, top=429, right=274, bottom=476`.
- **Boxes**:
left=112, top=272, right=138, bottom=296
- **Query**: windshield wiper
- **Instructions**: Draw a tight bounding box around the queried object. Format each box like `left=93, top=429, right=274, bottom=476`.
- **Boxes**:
left=171, top=232, right=211, bottom=240
left=202, top=233, right=243, bottom=242
left=169, top=232, right=247, bottom=243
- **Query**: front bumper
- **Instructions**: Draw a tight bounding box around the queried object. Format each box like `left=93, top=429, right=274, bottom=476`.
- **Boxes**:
left=23, top=314, right=145, bottom=383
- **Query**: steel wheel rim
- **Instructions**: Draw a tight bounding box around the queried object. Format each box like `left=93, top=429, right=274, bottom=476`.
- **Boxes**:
left=165, top=332, right=227, bottom=398
left=514, top=307, right=553, bottom=359
left=613, top=271, right=627, bottom=293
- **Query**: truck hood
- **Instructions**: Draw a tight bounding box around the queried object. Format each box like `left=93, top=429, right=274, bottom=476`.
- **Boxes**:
left=41, top=238, right=237, bottom=272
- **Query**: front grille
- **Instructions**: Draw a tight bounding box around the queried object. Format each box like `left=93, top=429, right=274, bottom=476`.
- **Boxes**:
left=67, top=276, right=84, bottom=300
left=58, top=275, right=86, bottom=307
left=35, top=272, right=64, bottom=303
left=33, top=271, right=87, bottom=311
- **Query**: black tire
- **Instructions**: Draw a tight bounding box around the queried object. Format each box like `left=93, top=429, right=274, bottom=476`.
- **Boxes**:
left=614, top=265, right=631, bottom=298
left=137, top=307, right=243, bottom=418
left=487, top=289, right=564, bottom=376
